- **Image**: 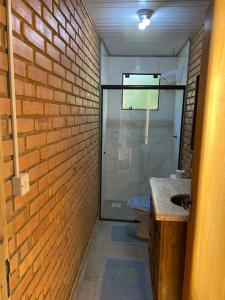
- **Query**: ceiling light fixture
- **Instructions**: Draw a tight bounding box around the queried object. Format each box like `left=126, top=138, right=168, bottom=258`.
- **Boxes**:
left=137, top=9, right=154, bottom=30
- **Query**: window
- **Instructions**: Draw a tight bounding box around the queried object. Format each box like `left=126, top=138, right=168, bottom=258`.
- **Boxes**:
left=122, top=74, right=160, bottom=110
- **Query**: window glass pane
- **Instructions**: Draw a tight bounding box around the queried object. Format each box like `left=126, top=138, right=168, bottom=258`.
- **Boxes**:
left=122, top=74, right=160, bottom=110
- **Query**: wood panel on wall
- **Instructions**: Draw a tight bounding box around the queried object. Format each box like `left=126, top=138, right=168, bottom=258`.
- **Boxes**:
left=183, top=1, right=225, bottom=299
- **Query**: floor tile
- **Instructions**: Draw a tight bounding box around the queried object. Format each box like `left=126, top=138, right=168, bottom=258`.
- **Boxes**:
left=72, top=221, right=151, bottom=300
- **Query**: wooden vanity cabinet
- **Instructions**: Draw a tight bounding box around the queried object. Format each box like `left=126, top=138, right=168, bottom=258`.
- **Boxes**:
left=149, top=200, right=187, bottom=300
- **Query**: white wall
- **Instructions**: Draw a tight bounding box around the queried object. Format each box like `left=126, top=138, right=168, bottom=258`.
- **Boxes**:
left=176, top=41, right=190, bottom=85
left=102, top=56, right=177, bottom=85
left=101, top=43, right=109, bottom=84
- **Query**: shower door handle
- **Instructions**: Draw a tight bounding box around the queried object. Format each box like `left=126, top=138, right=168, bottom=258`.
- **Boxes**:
left=172, top=135, right=178, bottom=138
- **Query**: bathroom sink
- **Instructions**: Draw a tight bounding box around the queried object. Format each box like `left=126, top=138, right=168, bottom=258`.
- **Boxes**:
left=170, top=194, right=191, bottom=210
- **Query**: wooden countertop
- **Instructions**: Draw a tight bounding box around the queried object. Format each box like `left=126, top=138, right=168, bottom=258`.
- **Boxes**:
left=149, top=177, right=191, bottom=222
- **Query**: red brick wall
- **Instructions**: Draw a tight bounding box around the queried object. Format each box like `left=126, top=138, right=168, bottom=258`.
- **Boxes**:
left=0, top=0, right=100, bottom=298
left=181, top=26, right=204, bottom=178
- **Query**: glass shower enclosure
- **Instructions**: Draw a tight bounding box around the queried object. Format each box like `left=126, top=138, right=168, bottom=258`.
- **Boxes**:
left=101, top=85, right=186, bottom=221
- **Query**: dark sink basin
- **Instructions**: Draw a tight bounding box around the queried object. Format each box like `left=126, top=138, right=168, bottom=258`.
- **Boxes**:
left=171, top=194, right=191, bottom=210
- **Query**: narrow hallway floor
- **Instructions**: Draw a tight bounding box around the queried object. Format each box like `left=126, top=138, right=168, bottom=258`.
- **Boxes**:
left=72, top=221, right=153, bottom=300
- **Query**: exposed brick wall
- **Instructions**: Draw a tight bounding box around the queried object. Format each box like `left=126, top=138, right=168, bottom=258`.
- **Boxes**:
left=0, top=0, right=100, bottom=299
left=181, top=26, right=204, bottom=178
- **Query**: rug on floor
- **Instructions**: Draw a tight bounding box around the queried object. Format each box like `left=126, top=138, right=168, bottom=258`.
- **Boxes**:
left=96, top=258, right=151, bottom=300
left=111, top=223, right=145, bottom=244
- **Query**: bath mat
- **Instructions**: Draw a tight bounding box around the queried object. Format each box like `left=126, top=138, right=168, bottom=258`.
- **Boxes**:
left=111, top=224, right=145, bottom=244
left=96, top=258, right=151, bottom=300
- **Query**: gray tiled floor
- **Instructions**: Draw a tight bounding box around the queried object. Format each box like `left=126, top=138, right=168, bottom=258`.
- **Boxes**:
left=72, top=221, right=153, bottom=300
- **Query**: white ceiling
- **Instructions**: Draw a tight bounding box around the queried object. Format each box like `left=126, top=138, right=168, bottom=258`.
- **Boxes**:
left=84, top=0, right=210, bottom=56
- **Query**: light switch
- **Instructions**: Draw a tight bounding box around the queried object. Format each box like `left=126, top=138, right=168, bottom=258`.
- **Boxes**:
left=12, top=173, right=30, bottom=196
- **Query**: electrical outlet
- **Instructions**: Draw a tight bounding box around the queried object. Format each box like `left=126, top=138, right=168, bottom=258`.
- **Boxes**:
left=12, top=173, right=30, bottom=196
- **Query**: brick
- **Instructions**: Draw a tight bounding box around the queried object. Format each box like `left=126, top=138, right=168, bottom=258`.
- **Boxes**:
left=47, top=43, right=60, bottom=61
left=1, top=0, right=101, bottom=299
left=15, top=79, right=25, bottom=96
left=36, top=86, right=53, bottom=100
left=31, top=218, right=50, bottom=247
left=0, top=75, right=7, bottom=94
left=28, top=66, right=47, bottom=84
left=16, top=213, right=39, bottom=246
left=66, top=70, right=75, bottom=83
left=2, top=139, right=13, bottom=157
left=29, top=161, right=48, bottom=182
left=14, top=182, right=39, bottom=211
left=10, top=253, right=19, bottom=273
left=48, top=74, right=61, bottom=89
left=7, top=210, right=27, bottom=236
left=54, top=35, right=65, bottom=52
left=35, top=118, right=52, bottom=131
left=17, top=118, right=34, bottom=133
left=66, top=47, right=76, bottom=62
left=35, top=52, right=52, bottom=71
left=45, top=103, right=59, bottom=115
left=67, top=22, right=76, bottom=39
left=24, top=24, right=45, bottom=50
left=54, top=90, right=66, bottom=102
left=26, top=133, right=46, bottom=149
left=44, top=0, right=53, bottom=11
left=13, top=36, right=33, bottom=61
left=25, top=0, right=41, bottom=15
left=23, top=100, right=44, bottom=115
left=43, top=7, right=58, bottom=32
left=72, top=63, right=79, bottom=76
left=54, top=5, right=65, bottom=28
left=30, top=190, right=48, bottom=215
left=53, top=117, right=65, bottom=128
left=12, top=0, right=32, bottom=24
left=53, top=62, right=65, bottom=77
left=20, top=150, right=40, bottom=171
left=181, top=26, right=203, bottom=175
left=1, top=119, right=9, bottom=137
left=60, top=1, right=70, bottom=21
left=19, top=241, right=41, bottom=277
left=12, top=14, right=21, bottom=34
left=62, top=80, right=72, bottom=93
left=3, top=160, right=13, bottom=179
left=47, top=131, right=61, bottom=144
left=0, top=52, right=8, bottom=71
left=20, top=240, right=30, bottom=261
left=61, top=128, right=71, bottom=139
left=24, top=82, right=35, bottom=97
left=60, top=105, right=70, bottom=115
left=38, top=171, right=54, bottom=191
left=14, top=58, right=26, bottom=76
left=35, top=16, right=52, bottom=41
left=40, top=144, right=56, bottom=159
left=59, top=26, right=69, bottom=44
left=0, top=4, right=6, bottom=25
left=61, top=54, right=71, bottom=68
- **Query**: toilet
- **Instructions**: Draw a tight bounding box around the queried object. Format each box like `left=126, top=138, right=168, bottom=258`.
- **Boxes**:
left=128, top=196, right=150, bottom=240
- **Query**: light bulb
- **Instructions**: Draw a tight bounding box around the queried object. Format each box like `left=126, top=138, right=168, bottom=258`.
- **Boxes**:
left=143, top=17, right=151, bottom=27
left=138, top=22, right=146, bottom=30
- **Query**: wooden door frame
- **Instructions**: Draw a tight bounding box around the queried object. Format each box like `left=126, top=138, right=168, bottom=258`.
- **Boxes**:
left=183, top=1, right=225, bottom=299
left=0, top=119, right=10, bottom=299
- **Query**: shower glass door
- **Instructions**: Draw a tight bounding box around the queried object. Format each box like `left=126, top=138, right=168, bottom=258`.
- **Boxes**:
left=101, top=87, right=185, bottom=221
